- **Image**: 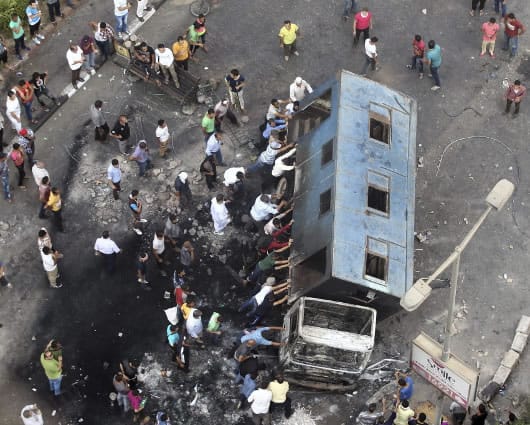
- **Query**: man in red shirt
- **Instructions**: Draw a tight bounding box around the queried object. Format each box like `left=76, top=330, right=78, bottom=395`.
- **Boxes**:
left=406, top=34, right=425, bottom=78
left=481, top=18, right=500, bottom=57
left=9, top=142, right=26, bottom=188
left=502, top=13, right=525, bottom=57
left=14, top=79, right=37, bottom=124
left=504, top=79, right=526, bottom=117
left=353, top=7, right=373, bottom=46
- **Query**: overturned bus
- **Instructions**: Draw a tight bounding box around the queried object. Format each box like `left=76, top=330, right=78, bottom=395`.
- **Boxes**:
left=279, top=70, right=417, bottom=388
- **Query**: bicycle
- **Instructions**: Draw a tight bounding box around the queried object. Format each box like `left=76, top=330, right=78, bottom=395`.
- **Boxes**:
left=190, top=0, right=210, bottom=16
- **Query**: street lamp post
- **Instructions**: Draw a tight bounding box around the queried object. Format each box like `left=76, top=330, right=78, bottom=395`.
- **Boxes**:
left=400, top=179, right=515, bottom=423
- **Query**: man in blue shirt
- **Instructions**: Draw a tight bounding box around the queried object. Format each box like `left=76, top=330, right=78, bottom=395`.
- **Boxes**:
left=395, top=371, right=414, bottom=401
left=424, top=40, right=442, bottom=91
left=238, top=372, right=258, bottom=409
left=241, top=326, right=283, bottom=347
left=129, top=141, right=151, bottom=177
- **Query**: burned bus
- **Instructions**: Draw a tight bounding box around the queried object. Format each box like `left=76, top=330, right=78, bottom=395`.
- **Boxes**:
left=279, top=70, right=417, bottom=388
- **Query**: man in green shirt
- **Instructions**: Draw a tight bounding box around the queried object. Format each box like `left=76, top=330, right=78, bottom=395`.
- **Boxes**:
left=9, top=13, right=30, bottom=60
left=40, top=350, right=62, bottom=395
left=186, top=22, right=204, bottom=57
left=201, top=108, right=215, bottom=143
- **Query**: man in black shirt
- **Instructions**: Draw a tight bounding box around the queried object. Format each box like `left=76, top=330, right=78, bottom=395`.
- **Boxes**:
left=30, top=72, right=58, bottom=110
left=134, top=42, right=155, bottom=80
left=225, top=69, right=246, bottom=113
left=110, top=115, right=131, bottom=155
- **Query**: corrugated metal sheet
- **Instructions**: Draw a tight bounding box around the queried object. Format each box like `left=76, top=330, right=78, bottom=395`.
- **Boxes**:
left=290, top=70, right=417, bottom=300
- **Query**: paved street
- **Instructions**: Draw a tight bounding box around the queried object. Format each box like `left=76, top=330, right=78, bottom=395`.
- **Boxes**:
left=0, top=0, right=529, bottom=424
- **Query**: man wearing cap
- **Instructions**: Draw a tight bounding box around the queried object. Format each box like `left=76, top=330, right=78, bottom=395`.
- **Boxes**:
left=289, top=77, right=313, bottom=102
left=174, top=172, right=192, bottom=208
left=79, top=34, right=97, bottom=73
left=214, top=99, right=238, bottom=129
left=18, top=128, right=36, bottom=166
left=94, top=231, right=121, bottom=273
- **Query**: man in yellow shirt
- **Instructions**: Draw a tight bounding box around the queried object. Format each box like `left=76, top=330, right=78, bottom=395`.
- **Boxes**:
left=172, top=36, right=191, bottom=71
left=46, top=186, right=64, bottom=232
left=267, top=372, right=292, bottom=418
left=278, top=20, right=300, bottom=61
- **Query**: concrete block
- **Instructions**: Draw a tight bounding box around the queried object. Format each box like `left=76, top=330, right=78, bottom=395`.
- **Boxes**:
left=511, top=332, right=528, bottom=353
left=492, top=364, right=511, bottom=385
left=501, top=350, right=520, bottom=369
left=516, top=315, right=530, bottom=335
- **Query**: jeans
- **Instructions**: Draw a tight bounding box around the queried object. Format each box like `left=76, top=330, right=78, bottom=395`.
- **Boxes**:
left=49, top=376, right=62, bottom=395
left=84, top=52, right=95, bottom=69
left=102, top=253, right=117, bottom=273
left=176, top=59, right=188, bottom=71
left=112, top=181, right=121, bottom=199
left=411, top=56, right=424, bottom=72
left=343, top=0, right=356, bottom=17
left=494, top=0, right=506, bottom=16
left=503, top=33, right=519, bottom=56
left=137, top=159, right=151, bottom=177
left=39, top=202, right=47, bottom=218
left=22, top=100, right=33, bottom=121
left=354, top=28, right=370, bottom=45
left=115, top=14, right=128, bottom=34
left=36, top=88, right=56, bottom=106
left=159, top=64, right=180, bottom=87
left=361, top=55, right=376, bottom=75
left=471, top=0, right=486, bottom=10
left=283, top=41, right=297, bottom=57
left=96, top=40, right=111, bottom=61
left=247, top=158, right=268, bottom=174
left=47, top=1, right=62, bottom=22
left=239, top=297, right=258, bottom=316
left=206, top=149, right=223, bottom=165
left=505, top=99, right=521, bottom=114
left=15, top=163, right=25, bottom=186
left=430, top=65, right=441, bottom=87
left=117, top=392, right=130, bottom=411
left=1, top=175, right=11, bottom=200
left=14, top=35, right=27, bottom=56
left=52, top=209, right=64, bottom=232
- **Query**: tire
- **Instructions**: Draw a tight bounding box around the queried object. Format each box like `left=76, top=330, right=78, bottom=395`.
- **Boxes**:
left=190, top=0, right=210, bottom=16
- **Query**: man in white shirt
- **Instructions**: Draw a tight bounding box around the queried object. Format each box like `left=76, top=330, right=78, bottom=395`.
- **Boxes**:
left=155, top=44, right=180, bottom=88
left=41, top=246, right=62, bottom=288
left=107, top=159, right=122, bottom=200
left=94, top=230, right=121, bottom=273
left=155, top=119, right=170, bottom=158
left=186, top=309, right=204, bottom=343
left=250, top=194, right=287, bottom=223
left=6, top=90, right=22, bottom=132
left=266, top=98, right=289, bottom=121
left=272, top=147, right=296, bottom=178
left=361, top=36, right=378, bottom=76
left=247, top=381, right=273, bottom=425
left=114, top=0, right=131, bottom=37
left=152, top=230, right=167, bottom=276
left=223, top=167, right=245, bottom=186
left=289, top=76, right=313, bottom=102
left=205, top=130, right=224, bottom=165
left=214, top=98, right=239, bottom=128
left=66, top=43, right=85, bottom=89
left=32, top=161, right=49, bottom=186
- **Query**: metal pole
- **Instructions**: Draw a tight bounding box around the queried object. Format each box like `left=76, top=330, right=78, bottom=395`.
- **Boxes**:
left=442, top=251, right=460, bottom=362
left=434, top=252, right=460, bottom=425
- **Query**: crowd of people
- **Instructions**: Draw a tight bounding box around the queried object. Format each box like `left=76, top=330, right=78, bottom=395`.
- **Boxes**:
left=0, top=0, right=527, bottom=424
